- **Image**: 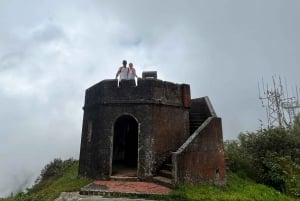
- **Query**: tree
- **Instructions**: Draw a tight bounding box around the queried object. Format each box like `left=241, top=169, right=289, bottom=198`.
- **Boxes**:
left=225, top=118, right=300, bottom=196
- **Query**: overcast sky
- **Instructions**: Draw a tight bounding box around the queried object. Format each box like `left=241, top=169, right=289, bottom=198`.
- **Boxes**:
left=1, top=0, right=300, bottom=197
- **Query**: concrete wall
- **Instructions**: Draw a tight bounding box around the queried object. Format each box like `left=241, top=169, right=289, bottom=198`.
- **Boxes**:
left=152, top=106, right=190, bottom=171
left=172, top=117, right=226, bottom=185
left=79, top=78, right=191, bottom=180
left=83, top=79, right=190, bottom=107
left=79, top=77, right=227, bottom=185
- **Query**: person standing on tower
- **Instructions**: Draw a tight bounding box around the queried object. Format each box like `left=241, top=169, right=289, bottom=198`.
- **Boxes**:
left=128, top=62, right=138, bottom=80
left=115, top=60, right=129, bottom=81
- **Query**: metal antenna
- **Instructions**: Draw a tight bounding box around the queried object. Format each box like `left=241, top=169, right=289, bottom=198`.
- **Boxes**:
left=297, top=86, right=299, bottom=105
left=259, top=75, right=300, bottom=128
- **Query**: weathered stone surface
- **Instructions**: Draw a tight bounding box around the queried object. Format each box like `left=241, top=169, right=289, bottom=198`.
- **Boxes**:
left=79, top=77, right=190, bottom=180
left=173, top=117, right=226, bottom=186
left=54, top=192, right=156, bottom=201
left=79, top=73, right=226, bottom=186
left=142, top=71, right=157, bottom=79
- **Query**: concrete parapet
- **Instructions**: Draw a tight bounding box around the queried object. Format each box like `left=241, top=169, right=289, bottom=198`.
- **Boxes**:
left=172, top=117, right=226, bottom=186
left=84, top=78, right=190, bottom=109
left=119, top=79, right=136, bottom=87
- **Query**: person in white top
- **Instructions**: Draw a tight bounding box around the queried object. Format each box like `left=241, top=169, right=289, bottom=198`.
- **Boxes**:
left=115, top=60, right=128, bottom=81
left=128, top=63, right=138, bottom=80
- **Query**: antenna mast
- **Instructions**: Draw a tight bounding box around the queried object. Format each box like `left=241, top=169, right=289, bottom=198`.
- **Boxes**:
left=259, top=75, right=300, bottom=128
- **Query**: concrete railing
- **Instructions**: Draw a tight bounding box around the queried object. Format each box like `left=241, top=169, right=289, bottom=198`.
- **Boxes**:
left=172, top=116, right=226, bottom=186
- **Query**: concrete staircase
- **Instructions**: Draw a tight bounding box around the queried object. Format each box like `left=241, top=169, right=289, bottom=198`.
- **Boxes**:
left=153, top=159, right=174, bottom=188
left=153, top=97, right=214, bottom=187
left=189, top=112, right=207, bottom=134
left=152, top=108, right=208, bottom=188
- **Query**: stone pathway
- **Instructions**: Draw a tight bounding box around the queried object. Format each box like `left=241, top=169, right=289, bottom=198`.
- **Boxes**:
left=89, top=180, right=171, bottom=195
left=55, top=180, right=171, bottom=201
left=54, top=192, right=159, bottom=201
left=80, top=180, right=171, bottom=197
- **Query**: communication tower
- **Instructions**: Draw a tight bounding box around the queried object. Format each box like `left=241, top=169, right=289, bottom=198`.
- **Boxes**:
left=258, top=75, right=300, bottom=128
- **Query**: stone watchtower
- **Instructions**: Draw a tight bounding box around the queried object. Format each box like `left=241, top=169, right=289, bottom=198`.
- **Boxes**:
left=79, top=72, right=226, bottom=186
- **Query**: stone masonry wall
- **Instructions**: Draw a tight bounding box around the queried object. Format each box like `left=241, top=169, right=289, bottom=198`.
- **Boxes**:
left=173, top=117, right=226, bottom=185
left=79, top=78, right=191, bottom=179
left=152, top=106, right=190, bottom=170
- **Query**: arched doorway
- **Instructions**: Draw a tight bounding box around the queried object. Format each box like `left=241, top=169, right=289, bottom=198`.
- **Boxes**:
left=112, top=115, right=138, bottom=176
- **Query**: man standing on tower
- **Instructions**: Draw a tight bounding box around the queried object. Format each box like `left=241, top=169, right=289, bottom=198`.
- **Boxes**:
left=115, top=60, right=128, bottom=81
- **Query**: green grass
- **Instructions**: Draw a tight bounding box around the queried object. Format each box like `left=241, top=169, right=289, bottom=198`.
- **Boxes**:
left=166, top=172, right=296, bottom=201
left=1, top=162, right=90, bottom=201
left=1, top=163, right=297, bottom=201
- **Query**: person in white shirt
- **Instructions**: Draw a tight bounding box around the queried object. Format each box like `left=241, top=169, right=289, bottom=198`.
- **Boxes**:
left=128, top=63, right=138, bottom=80
left=115, top=60, right=128, bottom=81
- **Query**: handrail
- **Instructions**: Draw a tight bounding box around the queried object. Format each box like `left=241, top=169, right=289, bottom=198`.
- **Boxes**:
left=172, top=116, right=225, bottom=185
left=173, top=117, right=214, bottom=155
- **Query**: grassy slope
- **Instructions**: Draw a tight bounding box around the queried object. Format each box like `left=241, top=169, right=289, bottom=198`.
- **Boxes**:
left=167, top=173, right=296, bottom=201
left=1, top=162, right=90, bottom=201
left=1, top=164, right=296, bottom=201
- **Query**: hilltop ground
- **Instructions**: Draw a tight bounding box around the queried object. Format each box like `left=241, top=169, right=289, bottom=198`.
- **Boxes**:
left=1, top=159, right=296, bottom=201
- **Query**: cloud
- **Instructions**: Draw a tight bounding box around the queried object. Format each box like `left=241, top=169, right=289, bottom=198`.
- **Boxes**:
left=30, top=22, right=66, bottom=43
left=1, top=0, right=300, bottom=197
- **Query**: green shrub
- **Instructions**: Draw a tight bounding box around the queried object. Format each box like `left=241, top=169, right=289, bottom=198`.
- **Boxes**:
left=35, top=158, right=76, bottom=183
left=225, top=117, right=300, bottom=197
left=1, top=159, right=90, bottom=201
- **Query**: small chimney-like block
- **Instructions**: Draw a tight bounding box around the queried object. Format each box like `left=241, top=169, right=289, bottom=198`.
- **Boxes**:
left=142, top=71, right=157, bottom=79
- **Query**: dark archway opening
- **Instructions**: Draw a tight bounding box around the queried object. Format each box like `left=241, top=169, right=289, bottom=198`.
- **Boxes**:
left=112, top=115, right=138, bottom=177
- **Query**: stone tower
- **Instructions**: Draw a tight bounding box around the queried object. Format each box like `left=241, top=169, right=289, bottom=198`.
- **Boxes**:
left=79, top=72, right=226, bottom=186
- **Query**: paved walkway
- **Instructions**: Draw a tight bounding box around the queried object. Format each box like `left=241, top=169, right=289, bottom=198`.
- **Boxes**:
left=89, top=180, right=171, bottom=195
left=55, top=180, right=171, bottom=201
left=54, top=192, right=157, bottom=201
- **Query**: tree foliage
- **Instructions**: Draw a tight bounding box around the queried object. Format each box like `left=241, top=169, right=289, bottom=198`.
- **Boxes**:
left=225, top=116, right=300, bottom=197
left=38, top=158, right=76, bottom=181
left=32, top=158, right=76, bottom=192
left=1, top=159, right=90, bottom=201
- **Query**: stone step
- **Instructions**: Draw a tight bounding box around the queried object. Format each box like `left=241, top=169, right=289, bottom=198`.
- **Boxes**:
left=190, top=119, right=205, bottom=124
left=190, top=121, right=205, bottom=125
left=162, top=163, right=173, bottom=171
left=190, top=123, right=204, bottom=127
left=190, top=111, right=206, bottom=114
left=189, top=113, right=207, bottom=117
left=189, top=120, right=205, bottom=123
left=190, top=115, right=206, bottom=118
left=190, top=118, right=206, bottom=122
left=190, top=124, right=203, bottom=128
left=110, top=176, right=139, bottom=181
left=190, top=125, right=200, bottom=127
left=153, top=176, right=173, bottom=188
left=158, top=169, right=172, bottom=179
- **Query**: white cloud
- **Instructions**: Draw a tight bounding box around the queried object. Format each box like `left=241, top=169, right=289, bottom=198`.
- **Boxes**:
left=1, top=0, right=300, bottom=197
